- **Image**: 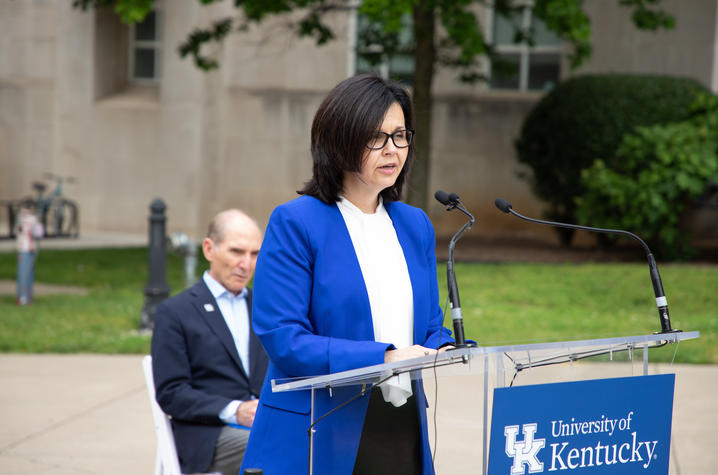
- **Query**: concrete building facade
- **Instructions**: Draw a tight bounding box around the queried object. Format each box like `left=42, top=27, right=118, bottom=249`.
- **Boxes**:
left=1, top=0, right=717, bottom=242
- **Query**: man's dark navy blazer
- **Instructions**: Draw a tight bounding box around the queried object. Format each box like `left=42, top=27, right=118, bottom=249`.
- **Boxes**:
left=151, top=279, right=269, bottom=474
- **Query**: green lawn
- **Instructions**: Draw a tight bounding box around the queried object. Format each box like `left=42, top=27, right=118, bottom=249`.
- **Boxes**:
left=452, top=261, right=717, bottom=364
left=0, top=248, right=187, bottom=353
left=0, top=248, right=715, bottom=363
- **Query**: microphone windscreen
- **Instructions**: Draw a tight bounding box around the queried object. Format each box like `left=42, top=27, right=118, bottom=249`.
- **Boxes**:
left=494, top=198, right=512, bottom=213
left=448, top=192, right=460, bottom=203
left=434, top=190, right=451, bottom=205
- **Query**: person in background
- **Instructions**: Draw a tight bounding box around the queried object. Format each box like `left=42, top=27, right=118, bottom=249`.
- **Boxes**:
left=15, top=206, right=43, bottom=305
left=151, top=209, right=269, bottom=475
left=241, top=74, right=455, bottom=475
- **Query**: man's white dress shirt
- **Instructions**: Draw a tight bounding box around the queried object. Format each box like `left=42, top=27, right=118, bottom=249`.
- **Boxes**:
left=203, top=271, right=252, bottom=424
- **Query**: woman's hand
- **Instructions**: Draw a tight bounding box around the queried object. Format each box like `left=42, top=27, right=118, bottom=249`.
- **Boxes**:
left=384, top=345, right=437, bottom=364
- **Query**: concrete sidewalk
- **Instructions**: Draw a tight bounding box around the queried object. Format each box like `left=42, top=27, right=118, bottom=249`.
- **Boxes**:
left=0, top=354, right=154, bottom=474
left=1, top=354, right=716, bottom=474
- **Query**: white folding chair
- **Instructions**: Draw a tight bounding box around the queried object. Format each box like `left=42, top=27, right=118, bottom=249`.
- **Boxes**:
left=142, top=355, right=183, bottom=475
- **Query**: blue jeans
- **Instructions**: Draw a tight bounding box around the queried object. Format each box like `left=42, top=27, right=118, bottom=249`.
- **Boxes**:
left=17, top=251, right=36, bottom=305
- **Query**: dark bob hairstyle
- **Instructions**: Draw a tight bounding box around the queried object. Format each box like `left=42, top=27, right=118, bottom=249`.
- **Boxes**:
left=298, top=74, right=414, bottom=203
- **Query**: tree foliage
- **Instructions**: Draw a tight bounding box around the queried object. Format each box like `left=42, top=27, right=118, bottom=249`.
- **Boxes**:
left=515, top=74, right=707, bottom=244
left=576, top=93, right=718, bottom=259
left=73, top=0, right=154, bottom=24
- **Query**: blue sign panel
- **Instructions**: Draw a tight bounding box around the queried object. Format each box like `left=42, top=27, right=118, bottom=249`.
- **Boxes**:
left=488, top=374, right=675, bottom=475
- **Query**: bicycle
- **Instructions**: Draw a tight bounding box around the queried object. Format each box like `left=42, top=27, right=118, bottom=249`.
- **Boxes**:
left=14, top=173, right=79, bottom=238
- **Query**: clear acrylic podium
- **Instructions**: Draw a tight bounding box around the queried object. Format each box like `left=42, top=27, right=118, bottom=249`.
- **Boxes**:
left=271, top=331, right=699, bottom=475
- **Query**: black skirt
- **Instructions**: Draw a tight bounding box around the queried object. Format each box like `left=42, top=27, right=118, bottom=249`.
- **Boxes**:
left=353, top=387, right=422, bottom=475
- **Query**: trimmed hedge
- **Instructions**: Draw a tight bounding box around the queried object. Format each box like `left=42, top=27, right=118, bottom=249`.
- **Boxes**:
left=576, top=93, right=718, bottom=259
left=515, top=74, right=708, bottom=244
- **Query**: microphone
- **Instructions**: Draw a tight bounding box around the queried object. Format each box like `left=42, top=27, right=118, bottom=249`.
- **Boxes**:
left=434, top=190, right=477, bottom=347
left=494, top=198, right=679, bottom=334
left=434, top=190, right=451, bottom=206
left=435, top=190, right=463, bottom=207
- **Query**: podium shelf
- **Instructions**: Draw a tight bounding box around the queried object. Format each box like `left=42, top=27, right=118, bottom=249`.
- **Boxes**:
left=271, top=331, right=699, bottom=393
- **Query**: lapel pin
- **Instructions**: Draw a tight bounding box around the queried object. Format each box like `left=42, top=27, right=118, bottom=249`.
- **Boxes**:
left=204, top=303, right=215, bottom=312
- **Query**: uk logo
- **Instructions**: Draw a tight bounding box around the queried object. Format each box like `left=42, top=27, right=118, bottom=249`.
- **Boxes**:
left=504, top=423, right=546, bottom=474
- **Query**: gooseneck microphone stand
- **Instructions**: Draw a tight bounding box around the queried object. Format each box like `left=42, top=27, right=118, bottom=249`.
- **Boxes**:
left=494, top=198, right=679, bottom=334
left=435, top=191, right=477, bottom=347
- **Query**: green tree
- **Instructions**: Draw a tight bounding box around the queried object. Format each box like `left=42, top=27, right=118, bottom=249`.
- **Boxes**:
left=74, top=0, right=674, bottom=211
left=576, top=93, right=718, bottom=259
left=515, top=74, right=706, bottom=245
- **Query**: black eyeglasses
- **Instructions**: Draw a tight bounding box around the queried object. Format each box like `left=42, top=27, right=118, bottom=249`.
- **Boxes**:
left=366, top=129, right=415, bottom=150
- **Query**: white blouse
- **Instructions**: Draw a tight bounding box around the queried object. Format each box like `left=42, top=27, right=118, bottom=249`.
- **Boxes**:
left=337, top=196, right=414, bottom=406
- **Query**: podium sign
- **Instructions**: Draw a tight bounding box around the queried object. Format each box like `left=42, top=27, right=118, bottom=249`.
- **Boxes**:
left=271, top=332, right=698, bottom=475
left=488, top=374, right=675, bottom=475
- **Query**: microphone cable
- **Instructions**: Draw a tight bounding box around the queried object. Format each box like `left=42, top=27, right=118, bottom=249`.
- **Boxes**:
left=503, top=339, right=671, bottom=387
left=431, top=291, right=452, bottom=466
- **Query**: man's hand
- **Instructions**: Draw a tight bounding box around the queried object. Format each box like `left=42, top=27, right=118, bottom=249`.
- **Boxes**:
left=236, top=399, right=259, bottom=427
left=384, top=345, right=437, bottom=364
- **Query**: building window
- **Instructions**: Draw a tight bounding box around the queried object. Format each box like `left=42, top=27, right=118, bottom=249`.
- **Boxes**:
left=490, top=6, right=562, bottom=91
left=355, top=13, right=414, bottom=85
left=129, top=9, right=161, bottom=83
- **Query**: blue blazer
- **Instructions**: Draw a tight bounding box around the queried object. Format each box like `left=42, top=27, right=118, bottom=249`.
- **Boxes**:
left=241, top=195, right=453, bottom=475
left=151, top=280, right=269, bottom=474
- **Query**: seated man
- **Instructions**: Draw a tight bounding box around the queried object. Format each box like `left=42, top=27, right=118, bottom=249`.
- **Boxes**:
left=151, top=209, right=269, bottom=475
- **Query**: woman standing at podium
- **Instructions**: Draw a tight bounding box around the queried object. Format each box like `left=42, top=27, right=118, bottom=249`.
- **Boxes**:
left=241, top=74, right=454, bottom=475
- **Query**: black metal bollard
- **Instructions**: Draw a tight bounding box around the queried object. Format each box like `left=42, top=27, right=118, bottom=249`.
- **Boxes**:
left=139, top=198, right=171, bottom=331
left=7, top=202, right=16, bottom=238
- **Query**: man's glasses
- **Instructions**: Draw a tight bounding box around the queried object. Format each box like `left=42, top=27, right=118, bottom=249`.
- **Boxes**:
left=366, top=129, right=415, bottom=150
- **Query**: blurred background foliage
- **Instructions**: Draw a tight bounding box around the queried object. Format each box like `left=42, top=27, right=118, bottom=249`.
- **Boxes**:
left=577, top=93, right=718, bottom=259
left=516, top=74, right=717, bottom=258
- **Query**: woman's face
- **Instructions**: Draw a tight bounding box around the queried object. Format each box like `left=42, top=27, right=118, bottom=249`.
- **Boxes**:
left=344, top=102, right=409, bottom=199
